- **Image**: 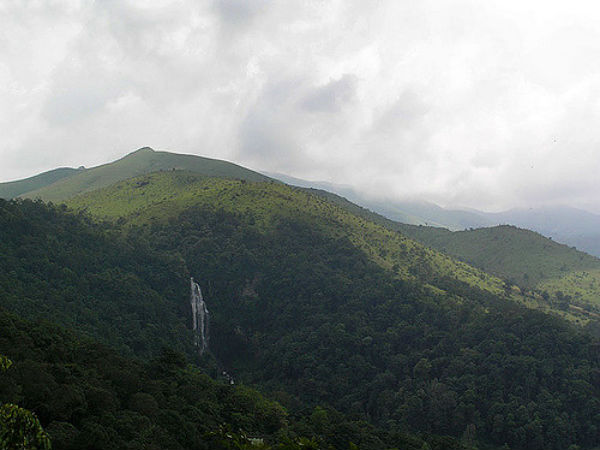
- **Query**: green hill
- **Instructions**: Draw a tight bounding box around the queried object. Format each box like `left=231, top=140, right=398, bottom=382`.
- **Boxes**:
left=66, top=172, right=522, bottom=301
left=60, top=172, right=600, bottom=449
left=21, top=147, right=271, bottom=202
left=0, top=167, right=79, bottom=199
left=398, top=223, right=600, bottom=315
left=68, top=171, right=600, bottom=325
left=1, top=181, right=600, bottom=448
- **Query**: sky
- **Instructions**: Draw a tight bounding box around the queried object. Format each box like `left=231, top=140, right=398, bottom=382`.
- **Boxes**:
left=2, top=0, right=600, bottom=212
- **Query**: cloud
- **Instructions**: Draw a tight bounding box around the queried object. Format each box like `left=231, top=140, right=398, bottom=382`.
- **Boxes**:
left=2, top=0, right=600, bottom=212
left=301, top=75, right=357, bottom=113
left=212, top=0, right=268, bottom=27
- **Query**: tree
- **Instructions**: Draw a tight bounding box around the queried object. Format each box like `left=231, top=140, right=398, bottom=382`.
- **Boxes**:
left=0, top=355, right=51, bottom=450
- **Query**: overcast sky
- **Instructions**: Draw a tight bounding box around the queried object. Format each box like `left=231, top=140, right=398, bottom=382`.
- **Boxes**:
left=2, top=0, right=600, bottom=212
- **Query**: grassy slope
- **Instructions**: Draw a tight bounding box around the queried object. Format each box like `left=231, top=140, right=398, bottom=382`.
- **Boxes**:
left=398, top=223, right=600, bottom=313
left=23, top=147, right=272, bottom=202
left=0, top=167, right=79, bottom=199
left=67, top=171, right=587, bottom=322
left=297, top=189, right=600, bottom=317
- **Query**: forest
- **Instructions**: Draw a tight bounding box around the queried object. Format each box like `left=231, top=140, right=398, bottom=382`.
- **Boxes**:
left=0, top=197, right=599, bottom=449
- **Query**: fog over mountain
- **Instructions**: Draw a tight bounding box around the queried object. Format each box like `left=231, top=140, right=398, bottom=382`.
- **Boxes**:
left=269, top=171, right=600, bottom=257
left=2, top=1, right=600, bottom=213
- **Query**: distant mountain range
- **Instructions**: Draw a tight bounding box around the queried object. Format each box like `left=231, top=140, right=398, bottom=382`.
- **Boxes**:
left=266, top=172, right=600, bottom=257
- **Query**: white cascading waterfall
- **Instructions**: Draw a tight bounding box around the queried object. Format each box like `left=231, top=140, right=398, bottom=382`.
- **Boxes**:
left=190, top=277, right=209, bottom=355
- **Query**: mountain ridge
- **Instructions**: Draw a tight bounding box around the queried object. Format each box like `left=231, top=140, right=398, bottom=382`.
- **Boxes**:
left=267, top=172, right=600, bottom=256
left=0, top=147, right=272, bottom=202
left=0, top=167, right=80, bottom=199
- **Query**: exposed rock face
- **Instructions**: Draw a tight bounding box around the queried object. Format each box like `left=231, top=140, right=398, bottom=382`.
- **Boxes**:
left=190, top=277, right=209, bottom=355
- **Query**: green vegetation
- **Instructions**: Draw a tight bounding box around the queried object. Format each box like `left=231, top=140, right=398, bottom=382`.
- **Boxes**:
left=21, top=147, right=272, bottom=202
left=68, top=171, right=593, bottom=323
left=60, top=172, right=600, bottom=449
left=1, top=355, right=51, bottom=450
left=67, top=172, right=518, bottom=300
left=0, top=198, right=194, bottom=359
left=398, top=224, right=600, bottom=286
left=0, top=168, right=79, bottom=200
left=397, top=224, right=600, bottom=319
left=0, top=310, right=467, bottom=450
left=2, top=160, right=600, bottom=449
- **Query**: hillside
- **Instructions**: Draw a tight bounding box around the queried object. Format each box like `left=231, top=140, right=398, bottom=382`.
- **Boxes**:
left=268, top=173, right=600, bottom=257
left=0, top=198, right=194, bottom=359
left=20, top=147, right=271, bottom=202
left=68, top=171, right=600, bottom=325
left=0, top=167, right=79, bottom=199
left=273, top=185, right=600, bottom=323
left=1, top=309, right=442, bottom=450
left=398, top=224, right=600, bottom=316
left=0, top=181, right=598, bottom=448
left=59, top=172, right=600, bottom=449
left=66, top=171, right=523, bottom=304
left=487, top=206, right=600, bottom=257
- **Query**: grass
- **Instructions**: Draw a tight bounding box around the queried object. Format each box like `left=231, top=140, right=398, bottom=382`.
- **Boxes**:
left=397, top=223, right=600, bottom=318
left=22, top=147, right=272, bottom=202
left=65, top=170, right=593, bottom=323
left=0, top=167, right=79, bottom=199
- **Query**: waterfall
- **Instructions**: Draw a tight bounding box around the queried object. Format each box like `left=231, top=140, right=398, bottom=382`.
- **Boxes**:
left=190, top=277, right=209, bottom=355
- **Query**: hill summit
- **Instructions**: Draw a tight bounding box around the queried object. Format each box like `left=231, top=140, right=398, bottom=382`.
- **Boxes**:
left=0, top=147, right=271, bottom=202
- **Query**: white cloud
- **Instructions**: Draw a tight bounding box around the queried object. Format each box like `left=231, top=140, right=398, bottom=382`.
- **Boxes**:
left=2, top=0, right=600, bottom=212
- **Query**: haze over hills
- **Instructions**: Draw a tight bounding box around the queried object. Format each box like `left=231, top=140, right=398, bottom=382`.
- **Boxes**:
left=267, top=172, right=600, bottom=257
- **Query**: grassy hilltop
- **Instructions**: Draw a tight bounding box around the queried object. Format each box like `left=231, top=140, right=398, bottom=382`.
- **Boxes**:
left=2, top=147, right=271, bottom=202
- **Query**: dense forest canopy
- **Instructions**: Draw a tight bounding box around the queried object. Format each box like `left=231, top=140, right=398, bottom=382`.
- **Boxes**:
left=0, top=172, right=599, bottom=449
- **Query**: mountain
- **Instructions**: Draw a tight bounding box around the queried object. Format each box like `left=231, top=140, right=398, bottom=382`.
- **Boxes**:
left=5, top=153, right=599, bottom=323
left=267, top=173, right=600, bottom=257
left=486, top=205, right=600, bottom=257
left=7, top=147, right=271, bottom=202
left=398, top=223, right=600, bottom=316
left=2, top=150, right=600, bottom=449
left=265, top=172, right=493, bottom=229
left=0, top=167, right=80, bottom=199
left=61, top=169, right=600, bottom=449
